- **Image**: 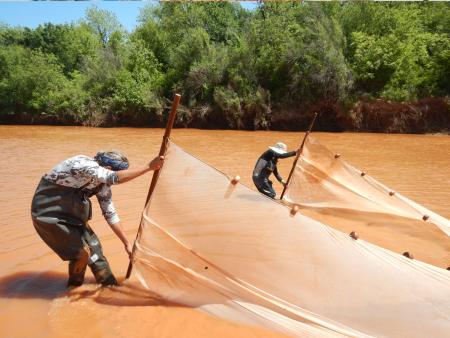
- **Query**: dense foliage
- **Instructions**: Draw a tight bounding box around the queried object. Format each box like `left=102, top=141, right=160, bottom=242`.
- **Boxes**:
left=0, top=2, right=448, bottom=131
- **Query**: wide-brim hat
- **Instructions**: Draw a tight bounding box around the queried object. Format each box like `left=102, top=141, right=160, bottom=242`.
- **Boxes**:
left=269, top=142, right=288, bottom=154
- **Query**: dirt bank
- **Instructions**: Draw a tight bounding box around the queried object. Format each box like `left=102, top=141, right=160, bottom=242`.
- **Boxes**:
left=1, top=97, right=449, bottom=134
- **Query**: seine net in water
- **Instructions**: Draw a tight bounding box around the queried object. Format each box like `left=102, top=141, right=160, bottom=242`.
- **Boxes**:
left=283, top=136, right=450, bottom=237
left=133, top=141, right=450, bottom=338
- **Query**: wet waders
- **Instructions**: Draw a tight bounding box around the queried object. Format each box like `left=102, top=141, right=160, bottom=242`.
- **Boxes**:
left=252, top=149, right=296, bottom=199
left=252, top=177, right=276, bottom=199
left=31, top=177, right=117, bottom=286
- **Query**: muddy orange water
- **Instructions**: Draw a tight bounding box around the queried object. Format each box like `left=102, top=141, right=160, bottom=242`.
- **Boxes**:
left=1, top=126, right=449, bottom=338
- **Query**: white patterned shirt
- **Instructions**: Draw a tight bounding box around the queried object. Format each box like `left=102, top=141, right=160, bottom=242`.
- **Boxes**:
left=44, top=155, right=120, bottom=225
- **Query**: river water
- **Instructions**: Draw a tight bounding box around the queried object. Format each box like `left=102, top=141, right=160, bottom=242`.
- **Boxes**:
left=0, top=126, right=449, bottom=337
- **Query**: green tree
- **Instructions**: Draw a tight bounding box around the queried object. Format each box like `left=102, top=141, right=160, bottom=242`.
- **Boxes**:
left=341, top=1, right=450, bottom=100
left=83, top=6, right=124, bottom=47
left=0, top=45, right=82, bottom=121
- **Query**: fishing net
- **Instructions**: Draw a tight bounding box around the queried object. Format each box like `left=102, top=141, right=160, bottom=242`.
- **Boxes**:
left=132, top=141, right=450, bottom=338
left=283, top=136, right=450, bottom=237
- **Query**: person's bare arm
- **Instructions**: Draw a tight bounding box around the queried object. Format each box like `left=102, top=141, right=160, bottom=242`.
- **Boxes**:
left=106, top=156, right=164, bottom=257
left=109, top=221, right=132, bottom=257
left=116, top=156, right=164, bottom=184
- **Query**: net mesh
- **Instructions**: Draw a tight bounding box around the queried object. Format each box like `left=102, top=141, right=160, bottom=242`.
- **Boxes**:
left=283, top=136, right=450, bottom=237
left=133, top=141, right=450, bottom=338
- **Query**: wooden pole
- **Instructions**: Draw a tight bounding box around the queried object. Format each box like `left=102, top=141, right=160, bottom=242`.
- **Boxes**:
left=125, top=93, right=181, bottom=279
left=280, top=112, right=318, bottom=200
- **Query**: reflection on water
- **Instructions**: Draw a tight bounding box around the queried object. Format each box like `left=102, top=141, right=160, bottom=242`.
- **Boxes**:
left=0, top=126, right=449, bottom=338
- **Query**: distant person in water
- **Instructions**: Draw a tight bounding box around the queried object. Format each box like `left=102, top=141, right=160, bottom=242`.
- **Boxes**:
left=252, top=142, right=298, bottom=199
left=31, top=150, right=164, bottom=287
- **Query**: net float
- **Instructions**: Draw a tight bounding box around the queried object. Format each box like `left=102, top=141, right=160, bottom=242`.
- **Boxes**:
left=349, top=231, right=358, bottom=240
left=403, top=252, right=414, bottom=259
left=231, top=175, right=240, bottom=185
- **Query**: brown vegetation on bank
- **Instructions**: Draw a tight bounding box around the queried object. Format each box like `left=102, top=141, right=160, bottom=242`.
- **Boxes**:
left=342, top=97, right=450, bottom=134
left=1, top=97, right=449, bottom=134
left=270, top=96, right=450, bottom=134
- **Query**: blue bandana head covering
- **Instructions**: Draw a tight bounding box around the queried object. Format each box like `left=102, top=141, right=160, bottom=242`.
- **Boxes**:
left=94, top=151, right=129, bottom=171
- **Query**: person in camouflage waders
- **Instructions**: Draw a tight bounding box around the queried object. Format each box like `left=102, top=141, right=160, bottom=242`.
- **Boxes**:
left=31, top=150, right=164, bottom=287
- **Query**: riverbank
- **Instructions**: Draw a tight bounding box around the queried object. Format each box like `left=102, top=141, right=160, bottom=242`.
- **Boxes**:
left=1, top=97, right=449, bottom=134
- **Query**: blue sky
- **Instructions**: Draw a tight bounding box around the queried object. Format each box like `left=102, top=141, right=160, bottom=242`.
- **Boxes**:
left=0, top=1, right=259, bottom=32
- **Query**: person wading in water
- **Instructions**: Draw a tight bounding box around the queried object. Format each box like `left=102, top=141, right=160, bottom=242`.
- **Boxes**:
left=31, top=151, right=164, bottom=287
left=252, top=142, right=298, bottom=199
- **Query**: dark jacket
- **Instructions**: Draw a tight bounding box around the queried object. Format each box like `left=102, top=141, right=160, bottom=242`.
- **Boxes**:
left=252, top=149, right=296, bottom=183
